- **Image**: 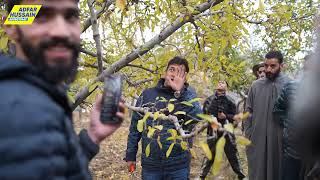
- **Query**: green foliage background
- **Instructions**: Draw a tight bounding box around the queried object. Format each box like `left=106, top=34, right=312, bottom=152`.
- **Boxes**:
left=0, top=0, right=319, bottom=104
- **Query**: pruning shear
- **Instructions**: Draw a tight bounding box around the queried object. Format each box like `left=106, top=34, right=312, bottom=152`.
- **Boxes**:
left=129, top=163, right=136, bottom=180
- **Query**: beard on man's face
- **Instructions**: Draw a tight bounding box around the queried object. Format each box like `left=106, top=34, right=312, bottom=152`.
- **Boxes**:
left=266, top=68, right=280, bottom=81
left=17, top=28, right=80, bottom=84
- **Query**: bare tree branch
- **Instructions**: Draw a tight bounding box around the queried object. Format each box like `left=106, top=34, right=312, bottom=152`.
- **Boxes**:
left=123, top=75, right=153, bottom=87
left=179, top=0, right=187, bottom=6
left=131, top=78, right=153, bottom=86
left=233, top=12, right=266, bottom=24
left=125, top=103, right=187, bottom=137
left=81, top=0, right=114, bottom=33
left=194, top=10, right=224, bottom=19
left=87, top=0, right=104, bottom=73
left=72, top=0, right=225, bottom=110
left=191, top=21, right=201, bottom=50
left=80, top=46, right=112, bottom=64
left=135, top=7, right=146, bottom=44
left=159, top=43, right=183, bottom=56
left=81, top=57, right=158, bottom=74
left=127, top=64, right=157, bottom=74
left=80, top=46, right=97, bottom=57
left=232, top=11, right=315, bottom=25
left=183, top=122, right=210, bottom=139
left=83, top=62, right=98, bottom=69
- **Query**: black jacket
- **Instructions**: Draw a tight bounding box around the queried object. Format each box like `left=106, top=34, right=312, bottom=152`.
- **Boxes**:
left=203, top=92, right=236, bottom=136
left=0, top=56, right=99, bottom=180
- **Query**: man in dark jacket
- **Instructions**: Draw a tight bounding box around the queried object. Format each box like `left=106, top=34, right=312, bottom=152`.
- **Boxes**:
left=274, top=54, right=313, bottom=180
left=199, top=81, right=245, bottom=180
left=274, top=81, right=300, bottom=180
left=125, top=56, right=202, bottom=180
left=0, top=0, right=124, bottom=179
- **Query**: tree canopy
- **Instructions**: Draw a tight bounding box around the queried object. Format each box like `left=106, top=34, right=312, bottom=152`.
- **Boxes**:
left=0, top=0, right=319, bottom=106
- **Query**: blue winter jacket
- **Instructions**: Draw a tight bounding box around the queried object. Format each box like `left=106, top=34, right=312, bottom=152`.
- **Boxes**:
left=125, top=78, right=202, bottom=171
left=0, top=55, right=99, bottom=179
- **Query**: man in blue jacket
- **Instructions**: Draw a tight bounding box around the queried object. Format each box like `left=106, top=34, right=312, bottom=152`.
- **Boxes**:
left=0, top=0, right=124, bottom=179
left=125, top=56, right=202, bottom=180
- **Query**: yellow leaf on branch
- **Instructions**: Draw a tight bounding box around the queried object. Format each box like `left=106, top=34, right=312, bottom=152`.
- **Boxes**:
left=142, top=112, right=151, bottom=122
left=181, top=101, right=193, bottom=107
left=200, top=142, right=212, bottom=160
left=242, top=112, right=250, bottom=120
left=146, top=143, right=151, bottom=157
left=153, top=111, right=159, bottom=120
left=168, top=103, right=174, bottom=112
left=174, top=111, right=186, bottom=115
left=180, top=141, right=188, bottom=150
left=166, top=143, right=175, bottom=158
left=157, top=136, right=162, bottom=149
left=197, top=114, right=214, bottom=122
left=212, top=136, right=226, bottom=176
left=154, top=125, right=163, bottom=131
left=137, top=120, right=144, bottom=132
left=168, top=129, right=177, bottom=138
left=223, top=123, right=234, bottom=134
left=184, top=119, right=193, bottom=125
left=188, top=97, right=202, bottom=103
left=233, top=112, right=251, bottom=122
left=116, top=0, right=126, bottom=11
left=236, top=136, right=251, bottom=146
left=147, top=127, right=156, bottom=138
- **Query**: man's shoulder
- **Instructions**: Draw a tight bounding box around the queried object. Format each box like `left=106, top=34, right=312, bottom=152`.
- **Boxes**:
left=278, top=73, right=292, bottom=83
left=248, top=78, right=269, bottom=92
left=251, top=78, right=266, bottom=86
left=138, top=87, right=159, bottom=102
left=141, top=87, right=157, bottom=96
left=186, top=85, right=196, bottom=93
left=225, top=94, right=236, bottom=105
left=205, top=94, right=216, bottom=102
left=0, top=78, right=38, bottom=95
left=182, top=85, right=197, bottom=98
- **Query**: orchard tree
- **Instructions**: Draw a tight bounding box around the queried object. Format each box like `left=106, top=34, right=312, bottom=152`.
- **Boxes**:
left=0, top=0, right=318, bottom=101
left=70, top=0, right=319, bottom=108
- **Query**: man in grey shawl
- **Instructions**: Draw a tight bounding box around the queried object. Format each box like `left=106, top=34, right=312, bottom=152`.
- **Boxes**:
left=244, top=51, right=291, bottom=180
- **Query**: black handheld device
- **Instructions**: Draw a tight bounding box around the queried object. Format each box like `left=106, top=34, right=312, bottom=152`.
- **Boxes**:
left=100, top=74, right=123, bottom=124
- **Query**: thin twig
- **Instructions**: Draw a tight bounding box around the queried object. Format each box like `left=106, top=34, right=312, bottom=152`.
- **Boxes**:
left=87, top=0, right=104, bottom=73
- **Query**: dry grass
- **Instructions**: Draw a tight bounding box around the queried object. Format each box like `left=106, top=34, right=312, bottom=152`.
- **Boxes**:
left=73, top=112, right=248, bottom=180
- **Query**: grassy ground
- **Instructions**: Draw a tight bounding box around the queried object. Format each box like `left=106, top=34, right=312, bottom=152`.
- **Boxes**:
left=73, top=112, right=248, bottom=180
